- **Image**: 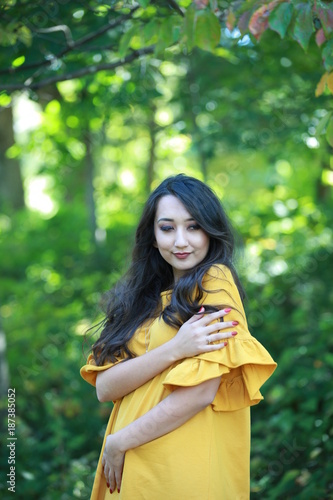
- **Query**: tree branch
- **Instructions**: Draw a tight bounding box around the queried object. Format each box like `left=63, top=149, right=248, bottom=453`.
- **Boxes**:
left=0, top=6, right=140, bottom=76
left=0, top=45, right=155, bottom=92
left=166, top=0, right=185, bottom=17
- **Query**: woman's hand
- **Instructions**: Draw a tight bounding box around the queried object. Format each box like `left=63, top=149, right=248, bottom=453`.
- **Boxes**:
left=102, top=434, right=125, bottom=494
left=170, top=307, right=237, bottom=360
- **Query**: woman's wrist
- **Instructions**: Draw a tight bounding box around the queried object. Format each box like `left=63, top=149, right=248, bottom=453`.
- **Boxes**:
left=110, top=431, right=128, bottom=454
left=165, top=336, right=182, bottom=363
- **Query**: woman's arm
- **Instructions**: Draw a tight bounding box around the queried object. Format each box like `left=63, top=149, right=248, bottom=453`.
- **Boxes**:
left=96, top=307, right=236, bottom=402
left=102, top=376, right=222, bottom=493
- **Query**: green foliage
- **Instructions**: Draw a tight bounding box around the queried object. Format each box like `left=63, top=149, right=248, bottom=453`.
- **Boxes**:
left=292, top=3, right=314, bottom=51
left=269, top=4, right=294, bottom=39
left=0, top=207, right=134, bottom=499
left=1, top=0, right=333, bottom=93
left=0, top=1, right=333, bottom=499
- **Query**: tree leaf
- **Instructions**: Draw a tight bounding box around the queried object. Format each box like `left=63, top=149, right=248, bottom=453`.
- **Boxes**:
left=238, top=11, right=253, bottom=36
left=184, top=5, right=196, bottom=51
left=315, top=72, right=328, bottom=97
left=269, top=3, right=293, bottom=39
left=154, top=17, right=181, bottom=55
left=137, top=0, right=150, bottom=7
left=194, top=9, right=221, bottom=52
left=119, top=26, right=140, bottom=59
left=249, top=6, right=270, bottom=41
left=322, top=39, right=333, bottom=71
left=327, top=72, right=333, bottom=93
left=326, top=116, right=333, bottom=146
left=315, top=111, right=331, bottom=135
left=226, top=10, right=237, bottom=31
left=143, top=19, right=158, bottom=44
left=314, top=5, right=333, bottom=38
left=292, top=4, right=314, bottom=51
left=315, top=28, right=326, bottom=47
left=17, top=25, right=33, bottom=47
left=194, top=0, right=209, bottom=8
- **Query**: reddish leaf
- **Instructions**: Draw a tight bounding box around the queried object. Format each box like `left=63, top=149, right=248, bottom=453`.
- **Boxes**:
left=314, top=3, right=333, bottom=37
left=315, top=72, right=328, bottom=97
left=248, top=2, right=280, bottom=40
left=316, top=28, right=326, bottom=47
left=315, top=72, right=333, bottom=97
left=292, top=3, right=314, bottom=50
left=238, top=11, right=252, bottom=35
left=249, top=6, right=270, bottom=40
left=194, top=0, right=209, bottom=9
left=226, top=10, right=237, bottom=31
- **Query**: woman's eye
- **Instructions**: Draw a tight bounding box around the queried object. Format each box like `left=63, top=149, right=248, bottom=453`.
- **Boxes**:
left=160, top=226, right=174, bottom=232
left=188, top=224, right=201, bottom=230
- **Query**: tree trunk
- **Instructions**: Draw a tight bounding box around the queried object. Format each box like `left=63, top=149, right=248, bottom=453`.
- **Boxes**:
left=84, top=131, right=98, bottom=243
left=0, top=106, right=25, bottom=210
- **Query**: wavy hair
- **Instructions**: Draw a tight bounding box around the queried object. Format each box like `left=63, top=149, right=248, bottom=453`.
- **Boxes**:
left=92, top=174, right=245, bottom=365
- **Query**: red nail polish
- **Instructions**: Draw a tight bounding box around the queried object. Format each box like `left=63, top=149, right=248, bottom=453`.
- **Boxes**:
left=224, top=308, right=231, bottom=313
left=110, top=488, right=113, bottom=494
left=232, top=331, right=238, bottom=336
left=232, top=321, right=238, bottom=325
left=224, top=342, right=228, bottom=346
left=107, top=482, right=110, bottom=488
left=117, top=488, right=120, bottom=493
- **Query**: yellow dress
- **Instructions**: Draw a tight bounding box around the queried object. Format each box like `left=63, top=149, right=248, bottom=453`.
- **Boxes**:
left=80, top=265, right=277, bottom=499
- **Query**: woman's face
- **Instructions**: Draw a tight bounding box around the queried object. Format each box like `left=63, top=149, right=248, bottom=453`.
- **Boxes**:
left=154, top=195, right=210, bottom=281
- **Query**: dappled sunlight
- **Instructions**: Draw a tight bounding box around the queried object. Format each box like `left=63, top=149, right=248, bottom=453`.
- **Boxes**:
left=13, top=94, right=42, bottom=134
left=25, top=176, right=59, bottom=218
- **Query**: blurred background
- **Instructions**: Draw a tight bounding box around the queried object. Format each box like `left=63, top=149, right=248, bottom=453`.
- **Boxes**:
left=0, top=1, right=332, bottom=499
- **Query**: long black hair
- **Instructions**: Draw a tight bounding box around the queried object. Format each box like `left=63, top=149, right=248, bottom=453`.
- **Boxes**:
left=92, top=174, right=245, bottom=365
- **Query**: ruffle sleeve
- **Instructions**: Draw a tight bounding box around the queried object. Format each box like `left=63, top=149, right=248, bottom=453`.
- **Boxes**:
left=163, top=264, right=277, bottom=412
left=163, top=338, right=276, bottom=411
left=80, top=353, right=124, bottom=387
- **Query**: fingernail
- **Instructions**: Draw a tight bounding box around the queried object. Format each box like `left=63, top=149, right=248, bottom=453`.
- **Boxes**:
left=224, top=308, right=231, bottom=313
left=110, top=488, right=113, bottom=494
left=224, top=342, right=228, bottom=346
left=107, top=483, right=110, bottom=488
left=117, top=488, right=120, bottom=493
left=232, top=321, right=238, bottom=325
left=232, top=331, right=238, bottom=336
left=199, top=306, right=205, bottom=313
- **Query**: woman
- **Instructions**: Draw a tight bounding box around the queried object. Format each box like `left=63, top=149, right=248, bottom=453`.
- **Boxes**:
left=80, top=174, right=277, bottom=499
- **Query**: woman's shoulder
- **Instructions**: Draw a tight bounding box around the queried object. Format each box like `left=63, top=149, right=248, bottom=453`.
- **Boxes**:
left=202, top=264, right=234, bottom=290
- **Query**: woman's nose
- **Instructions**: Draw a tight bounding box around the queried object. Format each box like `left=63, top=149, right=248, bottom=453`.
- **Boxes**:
left=174, top=229, right=188, bottom=248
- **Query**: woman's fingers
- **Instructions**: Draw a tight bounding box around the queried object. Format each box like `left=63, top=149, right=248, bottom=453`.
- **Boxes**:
left=114, top=468, right=122, bottom=493
left=186, top=306, right=205, bottom=324
left=207, top=330, right=238, bottom=343
left=196, top=308, right=232, bottom=325
left=187, top=307, right=233, bottom=326
left=205, top=321, right=237, bottom=335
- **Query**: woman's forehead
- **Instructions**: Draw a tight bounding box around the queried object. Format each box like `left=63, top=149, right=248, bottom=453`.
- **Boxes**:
left=155, top=195, right=192, bottom=220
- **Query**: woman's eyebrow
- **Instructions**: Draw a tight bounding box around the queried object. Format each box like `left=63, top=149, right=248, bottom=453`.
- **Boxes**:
left=157, top=217, right=195, bottom=223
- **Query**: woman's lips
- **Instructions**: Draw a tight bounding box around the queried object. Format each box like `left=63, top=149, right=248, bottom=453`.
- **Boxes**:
left=174, top=252, right=191, bottom=259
